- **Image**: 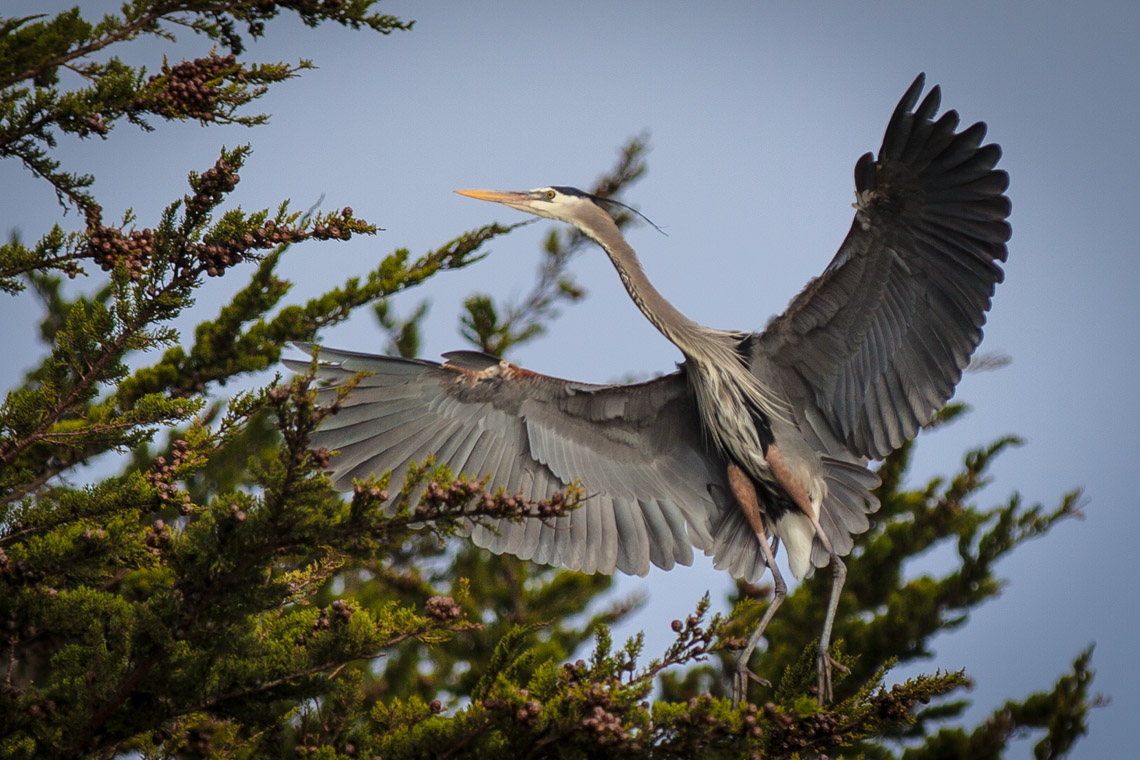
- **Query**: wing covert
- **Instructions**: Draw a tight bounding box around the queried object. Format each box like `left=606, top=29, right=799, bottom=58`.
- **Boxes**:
left=284, top=345, right=734, bottom=578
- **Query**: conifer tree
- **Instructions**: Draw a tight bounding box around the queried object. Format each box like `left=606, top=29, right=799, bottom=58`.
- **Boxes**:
left=0, top=4, right=1100, bottom=758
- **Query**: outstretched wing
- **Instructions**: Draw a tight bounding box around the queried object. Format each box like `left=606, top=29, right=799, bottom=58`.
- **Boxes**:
left=758, top=74, right=1011, bottom=460
left=284, top=345, right=742, bottom=578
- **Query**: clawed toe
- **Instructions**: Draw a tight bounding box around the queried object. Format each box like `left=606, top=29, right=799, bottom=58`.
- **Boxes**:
left=732, top=664, right=771, bottom=707
left=816, top=649, right=848, bottom=704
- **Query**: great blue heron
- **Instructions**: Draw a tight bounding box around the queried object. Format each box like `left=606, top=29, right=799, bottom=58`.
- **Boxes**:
left=285, top=74, right=1009, bottom=705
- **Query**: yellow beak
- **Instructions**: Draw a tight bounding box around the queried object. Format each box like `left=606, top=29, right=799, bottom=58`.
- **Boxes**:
left=454, top=188, right=529, bottom=204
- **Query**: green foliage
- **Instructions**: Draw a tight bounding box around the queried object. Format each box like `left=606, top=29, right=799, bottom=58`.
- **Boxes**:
left=0, top=4, right=1100, bottom=759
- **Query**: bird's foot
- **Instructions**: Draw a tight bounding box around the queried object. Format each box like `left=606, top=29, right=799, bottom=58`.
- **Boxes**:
left=732, top=663, right=771, bottom=708
left=816, top=649, right=849, bottom=705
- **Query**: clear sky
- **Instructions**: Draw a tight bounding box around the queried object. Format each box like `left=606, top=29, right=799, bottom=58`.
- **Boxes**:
left=3, top=2, right=1137, bottom=755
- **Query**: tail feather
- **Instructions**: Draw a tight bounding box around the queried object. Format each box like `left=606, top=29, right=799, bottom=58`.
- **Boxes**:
left=708, top=484, right=769, bottom=582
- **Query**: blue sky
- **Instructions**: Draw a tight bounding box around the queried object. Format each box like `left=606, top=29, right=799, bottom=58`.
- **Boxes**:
left=3, top=2, right=1138, bottom=755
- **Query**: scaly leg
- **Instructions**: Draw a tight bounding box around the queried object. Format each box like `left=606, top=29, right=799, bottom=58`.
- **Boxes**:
left=806, top=512, right=849, bottom=704
left=727, top=462, right=786, bottom=708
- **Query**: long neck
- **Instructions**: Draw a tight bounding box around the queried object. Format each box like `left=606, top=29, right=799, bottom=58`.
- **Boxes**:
left=584, top=222, right=710, bottom=353
left=582, top=212, right=792, bottom=428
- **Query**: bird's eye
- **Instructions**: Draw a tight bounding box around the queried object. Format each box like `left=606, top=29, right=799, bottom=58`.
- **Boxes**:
left=545, top=190, right=556, bottom=200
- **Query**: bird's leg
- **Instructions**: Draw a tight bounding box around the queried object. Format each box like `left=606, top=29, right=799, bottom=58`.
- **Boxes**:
left=806, top=512, right=848, bottom=705
left=765, top=443, right=849, bottom=704
left=726, top=461, right=786, bottom=708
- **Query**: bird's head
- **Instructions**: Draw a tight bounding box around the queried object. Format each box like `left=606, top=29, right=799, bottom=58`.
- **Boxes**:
left=455, top=186, right=664, bottom=245
left=454, top=186, right=605, bottom=225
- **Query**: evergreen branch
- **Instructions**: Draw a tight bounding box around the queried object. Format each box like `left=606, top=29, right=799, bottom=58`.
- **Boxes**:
left=0, top=2, right=412, bottom=91
left=0, top=241, right=84, bottom=287
left=170, top=620, right=477, bottom=720
left=0, top=461, right=65, bottom=506
left=1, top=151, right=380, bottom=496
left=0, top=4, right=409, bottom=209
left=180, top=653, right=389, bottom=713
left=63, top=650, right=166, bottom=760
left=0, top=307, right=148, bottom=471
left=0, top=7, right=169, bottom=91
left=902, top=647, right=1102, bottom=760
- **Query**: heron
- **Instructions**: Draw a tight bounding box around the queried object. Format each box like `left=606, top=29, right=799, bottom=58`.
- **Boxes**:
left=285, top=74, right=1010, bottom=705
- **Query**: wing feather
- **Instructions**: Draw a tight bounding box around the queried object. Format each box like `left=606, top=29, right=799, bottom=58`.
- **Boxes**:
left=757, top=74, right=1010, bottom=460
left=285, top=347, right=739, bottom=578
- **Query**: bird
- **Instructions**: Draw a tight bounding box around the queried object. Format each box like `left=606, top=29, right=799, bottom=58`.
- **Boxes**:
left=284, top=74, right=1010, bottom=706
